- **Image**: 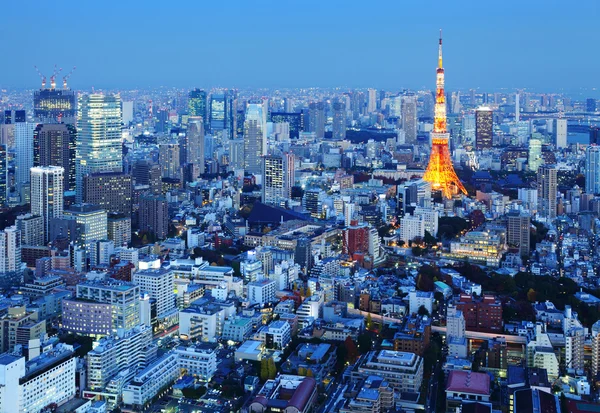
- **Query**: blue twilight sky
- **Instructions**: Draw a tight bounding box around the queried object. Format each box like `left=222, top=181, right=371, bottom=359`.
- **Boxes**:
left=2, top=0, right=599, bottom=93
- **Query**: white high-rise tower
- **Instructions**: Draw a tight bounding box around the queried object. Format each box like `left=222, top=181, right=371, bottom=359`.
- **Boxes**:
left=30, top=166, right=64, bottom=243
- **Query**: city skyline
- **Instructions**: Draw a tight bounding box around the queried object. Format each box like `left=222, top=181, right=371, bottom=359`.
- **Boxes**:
left=2, top=1, right=599, bottom=93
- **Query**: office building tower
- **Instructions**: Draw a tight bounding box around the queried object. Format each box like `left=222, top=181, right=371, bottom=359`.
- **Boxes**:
left=308, top=102, right=325, bottom=140
left=83, top=172, right=133, bottom=214
left=270, top=112, right=303, bottom=139
left=132, top=160, right=162, bottom=194
left=158, top=143, right=180, bottom=179
left=122, top=101, right=134, bottom=125
left=528, top=139, right=543, bottom=172
left=30, top=166, right=64, bottom=243
left=304, top=190, right=323, bottom=218
left=76, top=94, right=123, bottom=202
left=352, top=91, right=365, bottom=119
left=209, top=92, right=226, bottom=132
left=15, top=214, right=44, bottom=246
left=262, top=153, right=295, bottom=205
left=62, top=203, right=108, bottom=249
left=243, top=101, right=267, bottom=175
left=0, top=145, right=6, bottom=207
left=587, top=98, right=597, bottom=113
left=33, top=123, right=76, bottom=192
left=586, top=145, right=600, bottom=195
left=507, top=211, right=531, bottom=257
left=138, top=194, right=169, bottom=239
left=552, top=118, right=567, bottom=149
left=133, top=268, right=175, bottom=319
left=332, top=102, right=347, bottom=140
left=0, top=226, right=22, bottom=287
left=389, top=96, right=402, bottom=117
left=225, top=90, right=237, bottom=139
left=401, top=95, right=417, bottom=143
left=34, top=88, right=77, bottom=124
left=367, top=88, right=378, bottom=113
left=537, top=166, right=557, bottom=220
left=294, top=237, right=312, bottom=272
left=475, top=107, right=493, bottom=149
left=515, top=93, right=520, bottom=122
left=185, top=116, right=205, bottom=175
left=14, top=116, right=35, bottom=190
left=229, top=139, right=245, bottom=170
left=188, top=88, right=208, bottom=131
left=591, top=126, right=600, bottom=145
left=107, top=213, right=132, bottom=246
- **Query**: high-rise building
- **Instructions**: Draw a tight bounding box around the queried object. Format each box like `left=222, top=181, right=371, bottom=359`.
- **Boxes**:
left=33, top=123, right=77, bottom=192
left=507, top=211, right=531, bottom=257
left=83, top=172, right=133, bottom=214
left=209, top=93, right=226, bottom=132
left=586, top=145, right=600, bottom=195
left=30, top=166, right=64, bottom=243
left=0, top=226, right=22, bottom=287
left=122, top=101, right=134, bottom=125
left=262, top=153, right=295, bottom=205
left=34, top=88, right=77, bottom=124
left=138, top=194, right=169, bottom=240
left=552, top=118, right=567, bottom=149
left=515, top=93, right=520, bottom=122
left=185, top=116, right=205, bottom=175
left=243, top=101, right=267, bottom=175
left=308, top=102, right=325, bottom=140
left=229, top=139, right=245, bottom=170
left=367, top=88, right=378, bottom=113
left=76, top=94, right=123, bottom=202
left=591, top=126, right=600, bottom=145
left=14, top=116, right=35, bottom=190
left=528, top=139, right=543, bottom=172
left=133, top=268, right=175, bottom=319
left=158, top=143, right=180, bottom=179
left=188, top=89, right=208, bottom=131
left=270, top=112, right=303, bottom=139
left=475, top=107, right=493, bottom=149
left=107, top=213, right=132, bottom=246
left=422, top=32, right=467, bottom=199
left=537, top=166, right=557, bottom=220
left=401, top=95, right=418, bottom=144
left=0, top=144, right=6, bottom=207
left=15, top=214, right=44, bottom=246
left=587, top=98, right=597, bottom=113
left=62, top=203, right=108, bottom=249
left=332, top=102, right=347, bottom=140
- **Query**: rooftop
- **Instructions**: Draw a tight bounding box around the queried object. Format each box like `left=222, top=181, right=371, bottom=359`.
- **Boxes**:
left=446, top=371, right=491, bottom=396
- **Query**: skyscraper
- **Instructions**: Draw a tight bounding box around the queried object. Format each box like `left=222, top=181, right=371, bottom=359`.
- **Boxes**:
left=528, top=139, right=543, bottom=172
left=62, top=203, right=108, bottom=249
left=209, top=93, right=226, bottom=132
left=185, top=117, right=205, bottom=175
left=158, top=143, right=180, bottom=179
left=507, top=211, right=531, bottom=257
left=591, top=126, right=600, bottom=145
left=537, top=166, right=557, bottom=220
left=552, top=118, right=567, bottom=149
left=262, top=153, right=295, bottom=205
left=0, top=226, right=22, bottom=288
left=243, top=101, right=267, bottom=175
left=367, top=89, right=378, bottom=113
left=76, top=94, right=123, bottom=202
left=188, top=89, right=208, bottom=131
left=138, top=194, right=169, bottom=240
left=270, top=112, right=303, bottom=139
left=308, top=102, right=325, bottom=140
left=30, top=166, right=64, bottom=243
left=586, top=146, right=600, bottom=195
left=33, top=123, right=77, bottom=192
left=422, top=31, right=467, bottom=199
left=83, top=172, right=133, bottom=215
left=34, top=88, right=77, bottom=124
left=332, top=102, right=347, bottom=140
left=475, top=107, right=493, bottom=149
left=0, top=145, right=6, bottom=207
left=401, top=95, right=417, bottom=144
left=14, top=114, right=35, bottom=191
left=229, top=139, right=245, bottom=170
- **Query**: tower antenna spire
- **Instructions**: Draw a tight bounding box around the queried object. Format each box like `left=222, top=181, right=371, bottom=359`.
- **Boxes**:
left=438, top=29, right=443, bottom=69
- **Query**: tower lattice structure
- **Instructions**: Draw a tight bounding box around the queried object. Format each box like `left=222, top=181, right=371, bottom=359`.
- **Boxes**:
left=423, top=31, right=467, bottom=199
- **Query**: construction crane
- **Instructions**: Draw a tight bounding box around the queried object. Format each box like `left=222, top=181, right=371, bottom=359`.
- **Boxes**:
left=33, top=66, right=46, bottom=89
left=50, top=65, right=63, bottom=90
left=63, top=66, right=76, bottom=89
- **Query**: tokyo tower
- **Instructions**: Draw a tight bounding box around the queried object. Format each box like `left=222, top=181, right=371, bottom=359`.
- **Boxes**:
left=422, top=30, right=467, bottom=199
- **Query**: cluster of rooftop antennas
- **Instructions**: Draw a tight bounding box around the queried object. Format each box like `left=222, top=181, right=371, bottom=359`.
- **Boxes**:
left=33, top=65, right=76, bottom=89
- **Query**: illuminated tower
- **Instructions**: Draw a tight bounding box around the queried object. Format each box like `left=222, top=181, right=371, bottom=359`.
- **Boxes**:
left=423, top=31, right=467, bottom=199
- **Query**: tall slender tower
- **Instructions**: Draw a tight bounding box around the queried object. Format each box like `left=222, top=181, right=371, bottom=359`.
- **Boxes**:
left=423, top=31, right=467, bottom=199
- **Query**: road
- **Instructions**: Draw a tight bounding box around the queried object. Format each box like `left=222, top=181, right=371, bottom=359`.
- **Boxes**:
left=319, top=382, right=347, bottom=413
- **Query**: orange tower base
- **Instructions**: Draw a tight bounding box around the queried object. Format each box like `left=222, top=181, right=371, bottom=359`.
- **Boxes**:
left=423, top=138, right=467, bottom=199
